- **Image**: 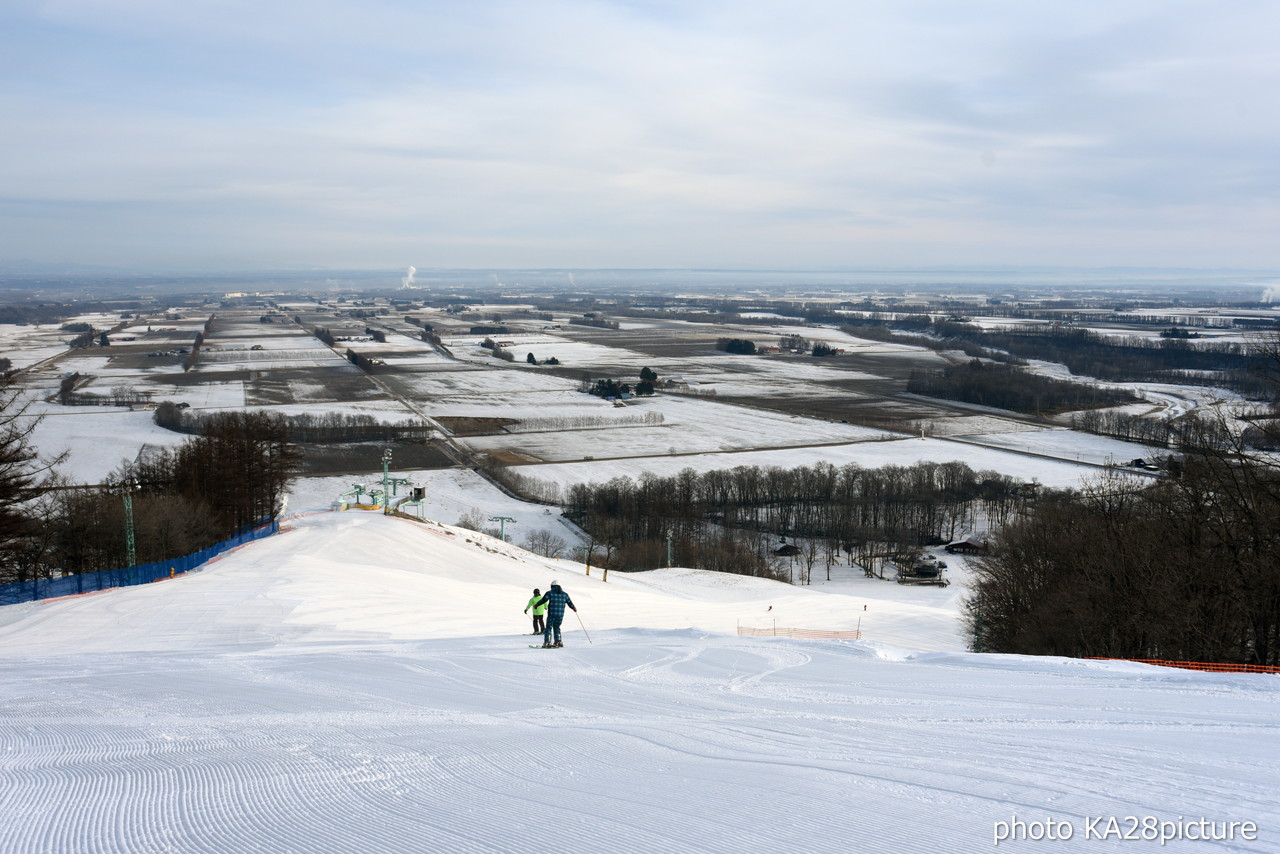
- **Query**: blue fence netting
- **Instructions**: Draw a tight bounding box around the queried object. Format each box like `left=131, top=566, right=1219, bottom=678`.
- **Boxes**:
left=0, top=520, right=279, bottom=607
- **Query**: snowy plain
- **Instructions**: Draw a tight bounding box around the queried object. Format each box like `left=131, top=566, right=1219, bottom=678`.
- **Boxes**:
left=507, top=436, right=1122, bottom=501
left=3, top=309, right=1279, bottom=852
left=459, top=396, right=889, bottom=461
left=0, top=511, right=1276, bottom=854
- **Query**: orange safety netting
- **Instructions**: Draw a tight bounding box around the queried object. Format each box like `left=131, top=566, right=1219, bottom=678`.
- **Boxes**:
left=1088, top=657, right=1280, bottom=675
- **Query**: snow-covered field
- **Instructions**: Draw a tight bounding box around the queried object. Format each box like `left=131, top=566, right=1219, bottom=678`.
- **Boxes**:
left=0, top=322, right=76, bottom=369
left=664, top=355, right=887, bottom=398
left=461, top=396, right=889, bottom=461
left=443, top=333, right=656, bottom=367
left=731, top=322, right=929, bottom=354
left=1, top=306, right=1174, bottom=517
left=22, top=404, right=194, bottom=481
left=957, top=428, right=1165, bottom=465
left=0, top=511, right=1275, bottom=853
left=197, top=350, right=350, bottom=371
left=395, top=368, right=579, bottom=397
left=510, top=435, right=1119, bottom=498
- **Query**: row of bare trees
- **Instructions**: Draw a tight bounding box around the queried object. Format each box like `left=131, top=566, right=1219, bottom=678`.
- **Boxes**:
left=502, top=411, right=664, bottom=433
left=1, top=392, right=297, bottom=583
left=967, top=446, right=1280, bottom=665
left=540, top=461, right=1023, bottom=578
left=1071, top=407, right=1242, bottom=450
left=154, top=403, right=431, bottom=444
left=968, top=315, right=1280, bottom=666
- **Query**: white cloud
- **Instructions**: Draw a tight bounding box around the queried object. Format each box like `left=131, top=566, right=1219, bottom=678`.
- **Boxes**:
left=2, top=0, right=1279, bottom=269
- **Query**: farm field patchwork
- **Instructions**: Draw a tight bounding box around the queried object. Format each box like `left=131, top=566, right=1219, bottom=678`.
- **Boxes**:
left=460, top=395, right=892, bottom=462
left=1, top=304, right=1198, bottom=500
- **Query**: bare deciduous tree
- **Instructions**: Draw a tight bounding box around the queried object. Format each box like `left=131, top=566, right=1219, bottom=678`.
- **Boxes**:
left=455, top=508, right=486, bottom=532
left=522, top=530, right=568, bottom=559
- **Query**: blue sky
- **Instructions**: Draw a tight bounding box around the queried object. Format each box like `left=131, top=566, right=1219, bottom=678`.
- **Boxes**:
left=2, top=0, right=1277, bottom=271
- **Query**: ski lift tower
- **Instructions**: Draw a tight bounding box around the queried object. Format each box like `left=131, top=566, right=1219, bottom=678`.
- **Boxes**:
left=381, top=448, right=393, bottom=514
left=489, top=516, right=516, bottom=542
left=110, top=478, right=140, bottom=566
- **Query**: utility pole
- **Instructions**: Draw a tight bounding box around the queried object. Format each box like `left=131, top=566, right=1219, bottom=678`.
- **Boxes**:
left=489, top=516, right=515, bottom=542
left=666, top=531, right=673, bottom=567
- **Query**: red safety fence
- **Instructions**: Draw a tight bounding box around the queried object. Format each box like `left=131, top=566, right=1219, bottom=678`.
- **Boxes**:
left=1087, top=657, right=1280, bottom=675
left=738, top=626, right=862, bottom=640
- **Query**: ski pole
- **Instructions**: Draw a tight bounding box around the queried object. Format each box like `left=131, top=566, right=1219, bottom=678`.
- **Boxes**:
left=574, top=610, right=593, bottom=644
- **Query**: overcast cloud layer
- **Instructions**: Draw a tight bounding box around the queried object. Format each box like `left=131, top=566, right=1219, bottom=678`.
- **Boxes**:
left=2, top=1, right=1277, bottom=271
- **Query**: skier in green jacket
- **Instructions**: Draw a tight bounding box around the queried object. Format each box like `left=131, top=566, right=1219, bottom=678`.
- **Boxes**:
left=524, top=588, right=547, bottom=636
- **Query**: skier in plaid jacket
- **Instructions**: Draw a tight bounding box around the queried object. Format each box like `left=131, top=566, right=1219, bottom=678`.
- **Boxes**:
left=535, top=581, right=576, bottom=647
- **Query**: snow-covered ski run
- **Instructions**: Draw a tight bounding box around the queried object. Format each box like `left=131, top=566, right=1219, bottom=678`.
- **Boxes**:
left=0, top=511, right=1275, bottom=853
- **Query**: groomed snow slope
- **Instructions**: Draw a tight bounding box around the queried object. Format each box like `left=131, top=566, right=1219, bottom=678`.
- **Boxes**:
left=0, top=512, right=1276, bottom=853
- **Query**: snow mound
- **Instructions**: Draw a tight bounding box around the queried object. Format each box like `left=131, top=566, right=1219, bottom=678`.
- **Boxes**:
left=1, top=511, right=1276, bottom=854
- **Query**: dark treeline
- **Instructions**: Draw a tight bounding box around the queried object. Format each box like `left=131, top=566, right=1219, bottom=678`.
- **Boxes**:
left=3, top=409, right=296, bottom=583
left=584, top=377, right=655, bottom=398
left=154, top=402, right=431, bottom=444
left=948, top=324, right=1260, bottom=388
left=69, top=328, right=99, bottom=348
left=480, top=337, right=516, bottom=361
left=908, top=360, right=1136, bottom=414
left=842, top=318, right=1272, bottom=397
left=557, top=461, right=1023, bottom=580
left=347, top=350, right=380, bottom=371
left=404, top=316, right=444, bottom=346
left=0, top=303, right=100, bottom=325
left=182, top=329, right=205, bottom=371
left=568, top=316, right=620, bottom=329
left=716, top=338, right=757, bottom=354
left=586, top=378, right=632, bottom=398
left=967, top=447, right=1280, bottom=665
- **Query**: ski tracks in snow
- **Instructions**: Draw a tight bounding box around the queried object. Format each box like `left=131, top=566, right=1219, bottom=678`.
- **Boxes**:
left=2, top=635, right=1278, bottom=853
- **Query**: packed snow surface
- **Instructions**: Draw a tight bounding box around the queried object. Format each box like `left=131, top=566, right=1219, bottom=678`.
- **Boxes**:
left=1, top=511, right=1276, bottom=853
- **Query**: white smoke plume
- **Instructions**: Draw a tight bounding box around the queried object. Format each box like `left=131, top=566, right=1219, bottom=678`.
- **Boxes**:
left=401, top=266, right=417, bottom=289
